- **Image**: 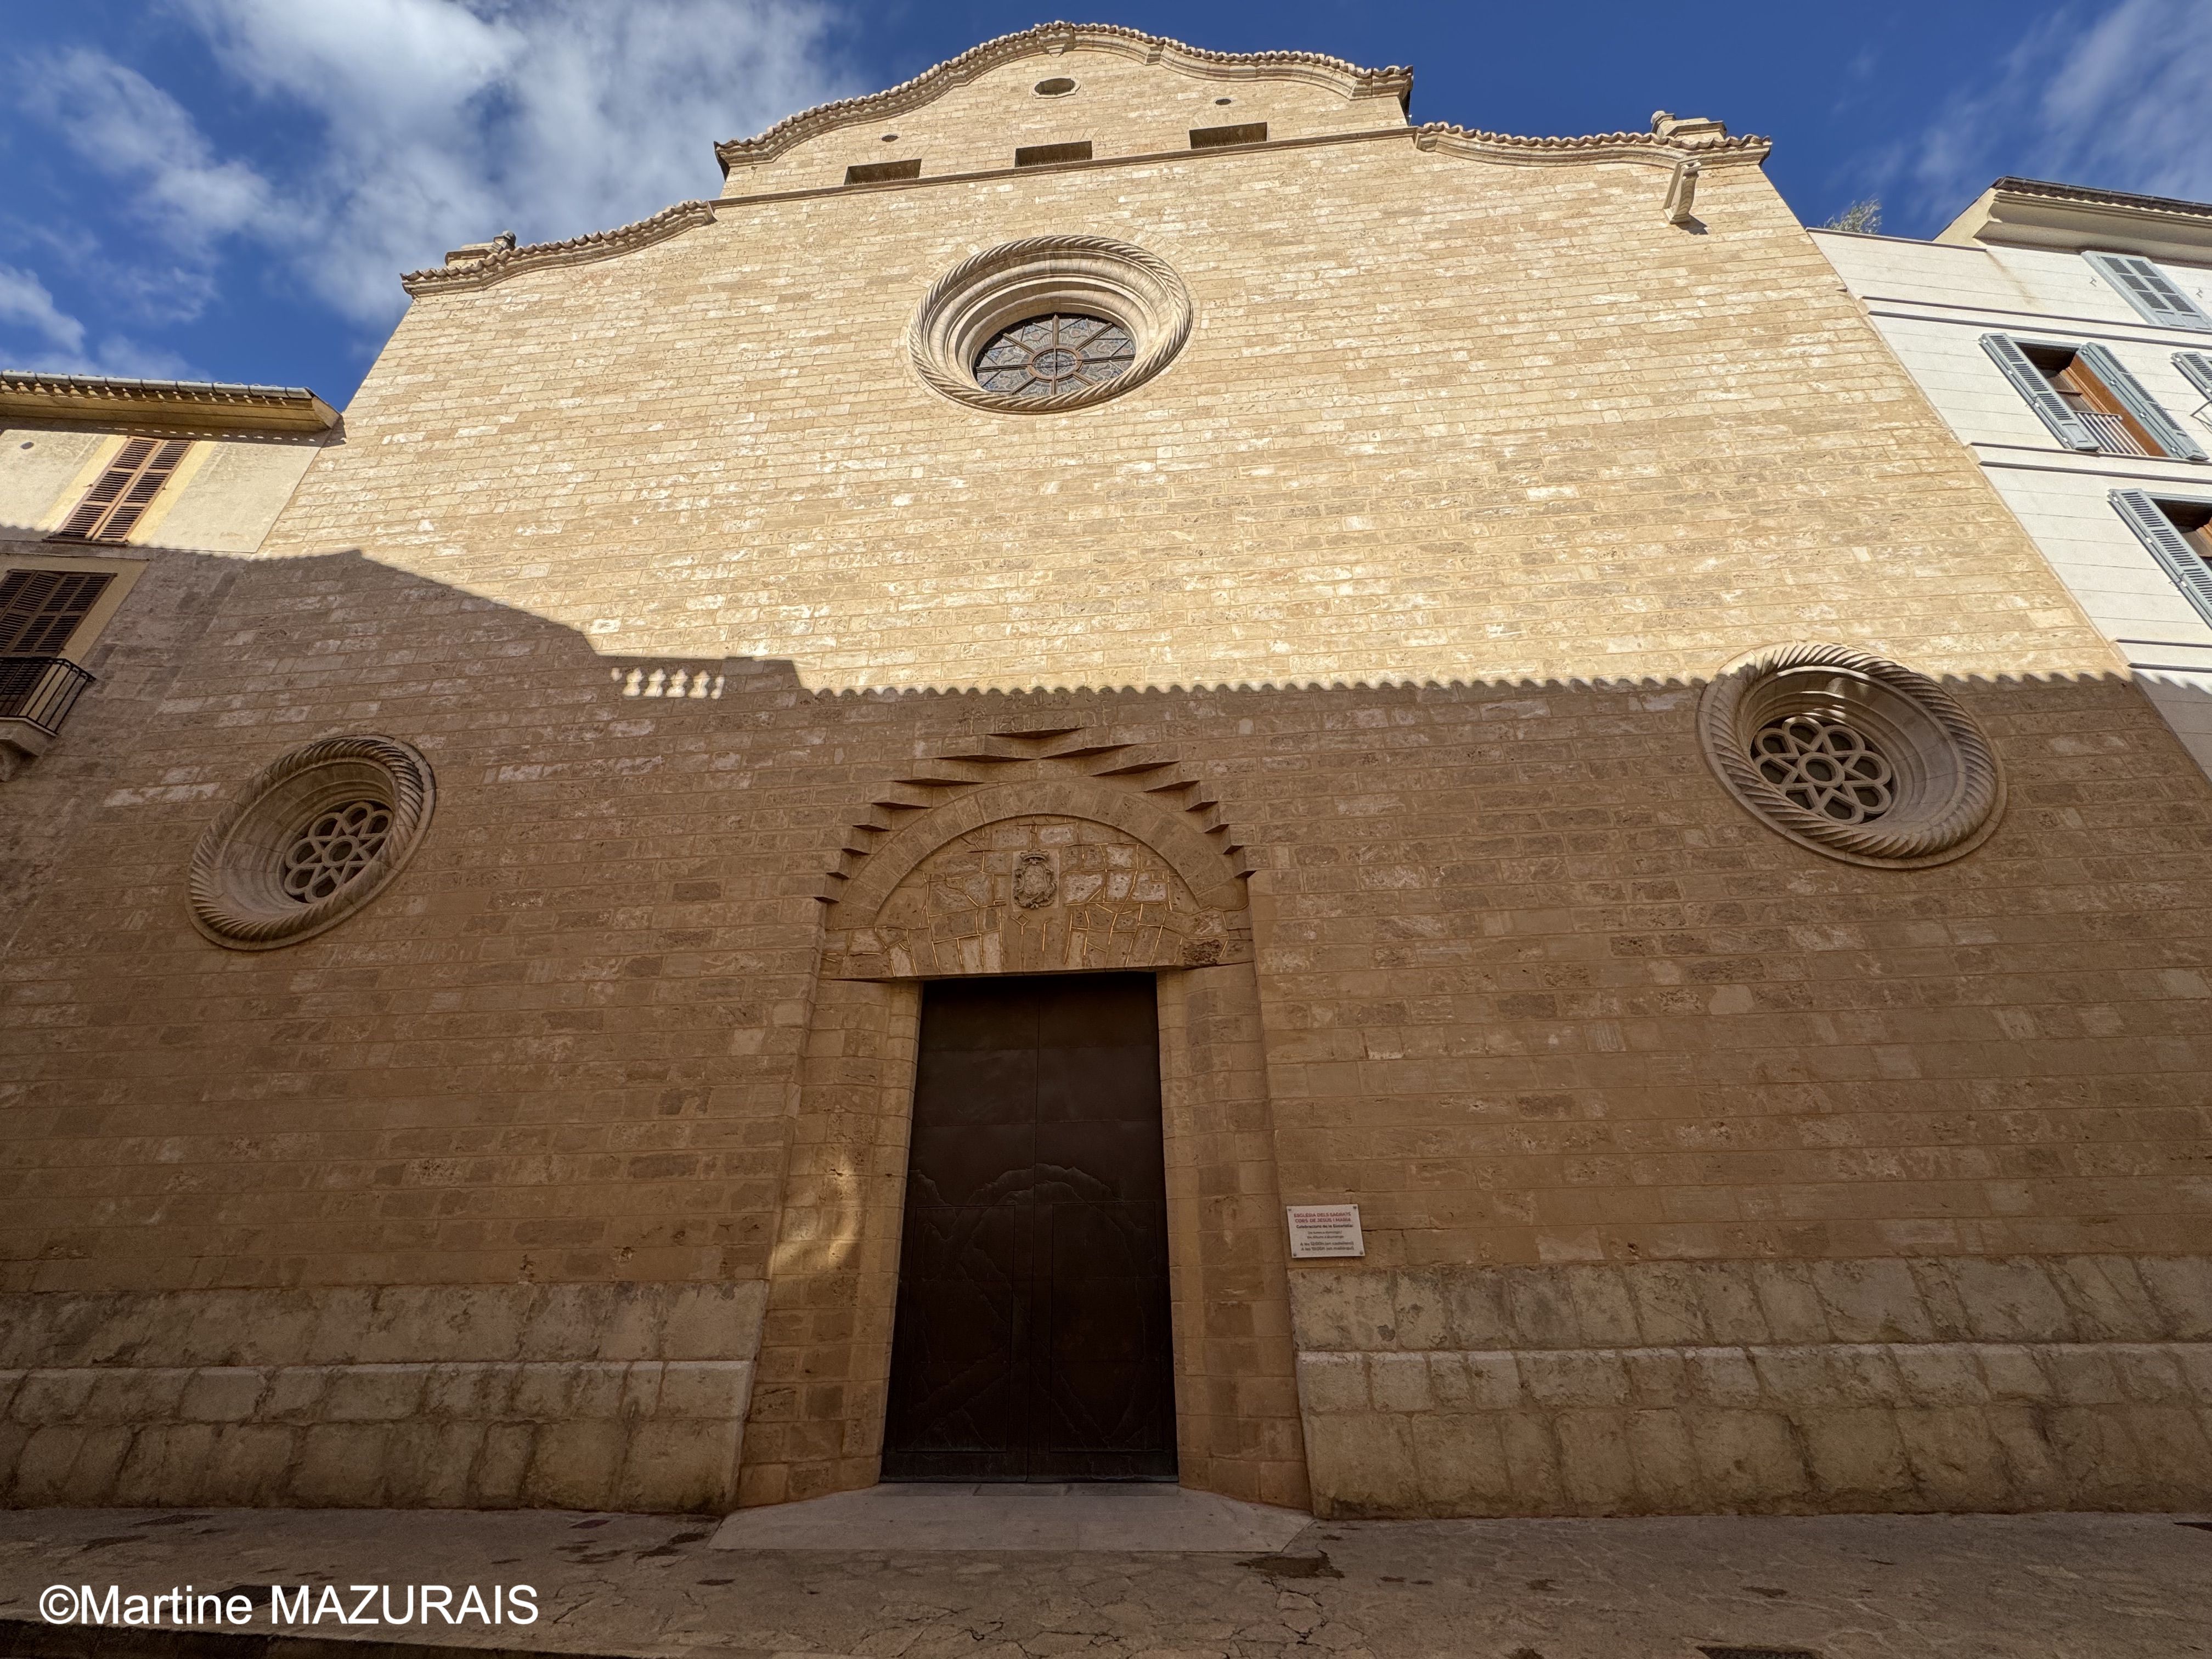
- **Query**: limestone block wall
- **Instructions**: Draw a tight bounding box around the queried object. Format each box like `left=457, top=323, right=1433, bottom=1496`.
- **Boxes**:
left=0, top=1284, right=764, bottom=1511
left=716, top=33, right=1408, bottom=197
left=1290, top=1257, right=2212, bottom=1516
left=4, top=37, right=2212, bottom=1519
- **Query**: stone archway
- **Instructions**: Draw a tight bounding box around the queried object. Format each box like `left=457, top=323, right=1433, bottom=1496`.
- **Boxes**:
left=738, top=759, right=1308, bottom=1514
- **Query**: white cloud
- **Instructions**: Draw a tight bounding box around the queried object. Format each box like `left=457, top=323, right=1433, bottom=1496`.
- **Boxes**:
left=21, top=49, right=277, bottom=258
left=1904, top=0, right=2212, bottom=218
left=188, top=0, right=852, bottom=322
left=0, top=263, right=208, bottom=379
left=15, top=0, right=850, bottom=335
left=0, top=264, right=88, bottom=356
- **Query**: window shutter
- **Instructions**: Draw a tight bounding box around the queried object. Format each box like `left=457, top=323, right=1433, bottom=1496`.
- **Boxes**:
left=49, top=437, right=190, bottom=543
left=2085, top=251, right=2212, bottom=332
left=2175, top=350, right=2212, bottom=409
left=1979, top=334, right=2098, bottom=450
left=2074, top=342, right=2208, bottom=461
left=0, top=569, right=114, bottom=656
left=2110, top=489, right=2212, bottom=627
left=94, top=437, right=190, bottom=542
left=54, top=438, right=156, bottom=539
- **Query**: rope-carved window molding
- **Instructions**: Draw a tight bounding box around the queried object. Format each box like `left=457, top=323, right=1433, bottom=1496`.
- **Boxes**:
left=908, top=235, right=1192, bottom=415
left=189, top=735, right=436, bottom=949
left=1698, top=643, right=2003, bottom=868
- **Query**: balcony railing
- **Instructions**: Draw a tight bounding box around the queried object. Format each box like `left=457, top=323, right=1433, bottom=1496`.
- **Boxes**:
left=0, top=656, right=97, bottom=735
left=2079, top=410, right=2151, bottom=457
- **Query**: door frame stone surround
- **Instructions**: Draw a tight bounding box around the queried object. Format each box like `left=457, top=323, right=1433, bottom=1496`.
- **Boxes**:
left=740, top=763, right=1310, bottom=1511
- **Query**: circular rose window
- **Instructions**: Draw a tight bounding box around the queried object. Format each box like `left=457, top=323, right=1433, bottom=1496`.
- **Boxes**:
left=909, top=235, right=1191, bottom=414
left=280, top=800, right=397, bottom=901
left=1751, top=713, right=1894, bottom=823
left=1699, top=644, right=2002, bottom=868
left=973, top=313, right=1136, bottom=399
left=189, top=735, right=435, bottom=949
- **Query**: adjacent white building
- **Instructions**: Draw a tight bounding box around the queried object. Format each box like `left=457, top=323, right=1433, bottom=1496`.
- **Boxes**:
left=1815, top=178, right=2212, bottom=778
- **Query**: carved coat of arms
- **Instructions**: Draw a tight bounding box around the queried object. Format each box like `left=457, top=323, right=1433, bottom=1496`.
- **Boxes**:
left=1013, top=853, right=1057, bottom=909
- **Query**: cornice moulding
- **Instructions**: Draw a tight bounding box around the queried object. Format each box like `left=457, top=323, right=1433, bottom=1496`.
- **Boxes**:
left=398, top=116, right=1770, bottom=301
left=1940, top=177, right=2212, bottom=264
left=0, top=370, right=335, bottom=434
left=1414, top=121, right=1770, bottom=168
left=713, top=20, right=1414, bottom=173
left=401, top=200, right=718, bottom=296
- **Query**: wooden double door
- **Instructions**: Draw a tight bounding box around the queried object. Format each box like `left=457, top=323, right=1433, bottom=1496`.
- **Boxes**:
left=882, top=973, right=1177, bottom=1481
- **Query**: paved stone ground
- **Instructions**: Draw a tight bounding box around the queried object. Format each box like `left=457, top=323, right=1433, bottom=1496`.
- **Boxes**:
left=2, top=1505, right=2209, bottom=1658
left=708, top=1484, right=1312, bottom=1553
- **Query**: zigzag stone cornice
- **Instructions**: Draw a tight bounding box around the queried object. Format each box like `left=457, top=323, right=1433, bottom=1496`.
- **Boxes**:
left=715, top=21, right=1413, bottom=173
left=1413, top=121, right=1770, bottom=168
left=817, top=721, right=1253, bottom=907
left=400, top=201, right=717, bottom=296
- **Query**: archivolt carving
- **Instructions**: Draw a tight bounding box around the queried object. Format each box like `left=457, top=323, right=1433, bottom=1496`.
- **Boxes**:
left=715, top=22, right=1411, bottom=173
left=817, top=724, right=1253, bottom=979
left=834, top=778, right=1244, bottom=919
left=826, top=810, right=1246, bottom=980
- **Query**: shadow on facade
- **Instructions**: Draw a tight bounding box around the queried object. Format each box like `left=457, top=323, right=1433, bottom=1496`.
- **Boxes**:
left=3, top=543, right=2210, bottom=1517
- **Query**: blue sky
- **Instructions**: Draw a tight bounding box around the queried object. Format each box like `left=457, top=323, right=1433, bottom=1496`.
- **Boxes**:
left=3, top=1, right=2205, bottom=405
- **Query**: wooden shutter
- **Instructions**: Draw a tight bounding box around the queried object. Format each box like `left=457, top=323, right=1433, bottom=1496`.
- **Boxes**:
left=2074, top=342, right=2208, bottom=460
left=2085, top=251, right=2212, bottom=332
left=0, top=569, right=114, bottom=657
left=50, top=437, right=191, bottom=543
left=2111, top=489, right=2212, bottom=627
left=1979, top=334, right=2098, bottom=450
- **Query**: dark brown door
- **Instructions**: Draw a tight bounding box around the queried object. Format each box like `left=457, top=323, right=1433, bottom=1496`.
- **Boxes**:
left=883, top=973, right=1176, bottom=1481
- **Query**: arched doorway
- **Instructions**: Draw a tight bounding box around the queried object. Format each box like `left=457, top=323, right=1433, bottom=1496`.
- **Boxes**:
left=740, top=759, right=1308, bottom=1513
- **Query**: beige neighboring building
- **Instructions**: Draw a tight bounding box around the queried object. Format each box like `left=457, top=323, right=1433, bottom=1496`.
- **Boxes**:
left=3, top=26, right=2210, bottom=1523
left=1815, top=179, right=2212, bottom=781
left=0, top=370, right=336, bottom=936
left=0, top=374, right=335, bottom=782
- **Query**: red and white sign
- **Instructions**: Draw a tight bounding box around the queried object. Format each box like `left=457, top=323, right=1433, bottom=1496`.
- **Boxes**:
left=1285, top=1204, right=1364, bottom=1259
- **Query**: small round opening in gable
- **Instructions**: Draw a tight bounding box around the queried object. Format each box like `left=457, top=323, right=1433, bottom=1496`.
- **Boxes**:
left=1699, top=643, right=2002, bottom=868
left=1034, top=77, right=1077, bottom=95
left=910, top=236, right=1191, bottom=415
left=189, top=735, right=436, bottom=949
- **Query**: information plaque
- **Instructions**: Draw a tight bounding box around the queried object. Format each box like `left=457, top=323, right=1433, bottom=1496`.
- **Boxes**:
left=1285, top=1203, right=1364, bottom=1259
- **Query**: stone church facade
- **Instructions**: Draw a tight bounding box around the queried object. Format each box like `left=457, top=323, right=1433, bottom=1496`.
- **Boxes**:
left=3, top=25, right=2209, bottom=1520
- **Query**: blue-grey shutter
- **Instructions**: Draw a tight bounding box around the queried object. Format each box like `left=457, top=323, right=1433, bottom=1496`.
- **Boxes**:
left=2085, top=251, right=2212, bottom=332
left=2111, top=488, right=2212, bottom=627
left=1980, top=334, right=2098, bottom=450
left=2175, top=350, right=2212, bottom=410
left=2074, top=342, right=2208, bottom=461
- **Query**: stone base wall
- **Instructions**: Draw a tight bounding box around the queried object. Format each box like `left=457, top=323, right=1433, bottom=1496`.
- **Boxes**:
left=0, top=1283, right=764, bottom=1513
left=1290, top=1257, right=2212, bottom=1517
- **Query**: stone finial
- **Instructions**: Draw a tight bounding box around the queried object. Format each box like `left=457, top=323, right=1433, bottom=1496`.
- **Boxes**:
left=442, top=230, right=517, bottom=267
left=1651, top=111, right=1729, bottom=142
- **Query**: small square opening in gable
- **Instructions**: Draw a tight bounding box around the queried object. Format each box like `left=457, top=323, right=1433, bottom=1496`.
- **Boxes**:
left=845, top=159, right=922, bottom=185
left=1189, top=122, right=1268, bottom=149
left=1014, top=140, right=1092, bottom=167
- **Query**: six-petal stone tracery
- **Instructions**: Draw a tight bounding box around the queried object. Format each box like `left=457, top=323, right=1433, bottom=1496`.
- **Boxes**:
left=280, top=800, right=396, bottom=902
left=973, top=313, right=1137, bottom=398
left=1752, top=713, right=1895, bottom=823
